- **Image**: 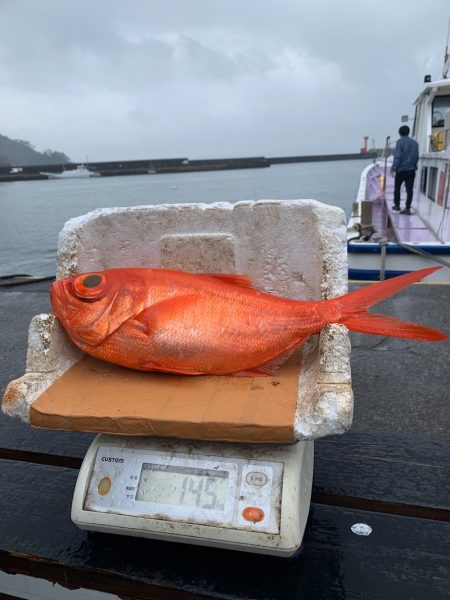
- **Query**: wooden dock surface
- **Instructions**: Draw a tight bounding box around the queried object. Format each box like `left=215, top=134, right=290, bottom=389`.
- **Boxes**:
left=0, top=280, right=449, bottom=599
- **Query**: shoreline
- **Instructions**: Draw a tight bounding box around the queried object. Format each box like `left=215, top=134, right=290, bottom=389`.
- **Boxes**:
left=0, top=151, right=379, bottom=182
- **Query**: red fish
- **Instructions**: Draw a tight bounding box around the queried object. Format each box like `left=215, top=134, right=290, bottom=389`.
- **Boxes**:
left=50, top=266, right=447, bottom=376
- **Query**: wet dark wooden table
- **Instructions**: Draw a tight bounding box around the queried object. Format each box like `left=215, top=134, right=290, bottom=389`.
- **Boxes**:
left=0, top=280, right=449, bottom=599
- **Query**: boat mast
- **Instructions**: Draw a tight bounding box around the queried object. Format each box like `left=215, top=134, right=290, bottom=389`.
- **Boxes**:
left=443, top=17, right=450, bottom=78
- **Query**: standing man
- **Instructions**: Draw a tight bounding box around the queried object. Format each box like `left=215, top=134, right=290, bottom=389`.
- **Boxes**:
left=390, top=125, right=419, bottom=215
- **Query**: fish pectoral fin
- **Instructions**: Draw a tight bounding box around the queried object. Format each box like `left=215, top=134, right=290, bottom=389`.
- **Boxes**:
left=205, top=273, right=255, bottom=289
left=127, top=318, right=150, bottom=335
left=132, top=295, right=200, bottom=336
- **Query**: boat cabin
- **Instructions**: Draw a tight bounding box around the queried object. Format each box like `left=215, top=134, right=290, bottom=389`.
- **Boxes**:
left=410, top=77, right=450, bottom=244
left=412, top=78, right=450, bottom=153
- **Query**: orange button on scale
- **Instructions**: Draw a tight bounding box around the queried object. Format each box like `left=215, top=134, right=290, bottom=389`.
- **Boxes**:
left=242, top=506, right=265, bottom=523
left=98, top=476, right=112, bottom=496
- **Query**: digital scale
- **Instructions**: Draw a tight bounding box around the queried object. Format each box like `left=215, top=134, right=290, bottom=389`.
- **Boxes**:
left=72, top=435, right=314, bottom=556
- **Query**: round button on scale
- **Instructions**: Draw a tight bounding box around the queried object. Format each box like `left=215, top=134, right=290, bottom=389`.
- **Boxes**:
left=245, top=471, right=268, bottom=487
left=242, top=506, right=265, bottom=523
left=98, top=476, right=112, bottom=496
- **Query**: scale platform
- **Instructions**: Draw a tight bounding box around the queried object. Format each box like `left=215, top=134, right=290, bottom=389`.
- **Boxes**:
left=72, top=434, right=314, bottom=556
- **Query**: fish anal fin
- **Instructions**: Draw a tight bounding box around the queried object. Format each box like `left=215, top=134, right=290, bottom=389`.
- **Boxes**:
left=206, top=274, right=255, bottom=289
left=140, top=362, right=204, bottom=375
left=229, top=338, right=306, bottom=378
left=228, top=370, right=269, bottom=378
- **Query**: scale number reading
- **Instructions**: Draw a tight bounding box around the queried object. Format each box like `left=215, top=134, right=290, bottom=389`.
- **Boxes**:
left=135, top=463, right=229, bottom=510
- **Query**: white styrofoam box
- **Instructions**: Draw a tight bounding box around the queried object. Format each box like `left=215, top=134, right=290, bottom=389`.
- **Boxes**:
left=2, top=199, right=353, bottom=440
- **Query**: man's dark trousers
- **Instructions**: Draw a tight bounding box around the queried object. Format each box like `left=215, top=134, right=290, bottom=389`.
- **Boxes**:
left=394, top=170, right=416, bottom=209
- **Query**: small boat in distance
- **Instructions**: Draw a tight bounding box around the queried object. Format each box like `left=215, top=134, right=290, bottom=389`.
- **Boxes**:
left=40, top=164, right=99, bottom=179
left=347, top=63, right=450, bottom=283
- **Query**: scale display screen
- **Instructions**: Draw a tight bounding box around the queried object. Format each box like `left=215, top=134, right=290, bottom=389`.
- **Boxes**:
left=136, top=462, right=229, bottom=510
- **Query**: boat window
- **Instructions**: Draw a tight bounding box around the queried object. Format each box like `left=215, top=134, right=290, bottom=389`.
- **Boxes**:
left=420, top=167, right=428, bottom=194
left=427, top=167, right=438, bottom=201
left=432, top=95, right=450, bottom=128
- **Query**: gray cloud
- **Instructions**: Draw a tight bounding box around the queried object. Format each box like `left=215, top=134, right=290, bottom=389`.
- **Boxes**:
left=0, top=0, right=448, bottom=160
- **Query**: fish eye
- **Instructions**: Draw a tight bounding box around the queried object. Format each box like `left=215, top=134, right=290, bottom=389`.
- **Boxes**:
left=74, top=272, right=107, bottom=300
left=82, top=274, right=103, bottom=288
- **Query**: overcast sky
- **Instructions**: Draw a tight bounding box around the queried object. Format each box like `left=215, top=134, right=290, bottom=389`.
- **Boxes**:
left=1, top=0, right=449, bottom=161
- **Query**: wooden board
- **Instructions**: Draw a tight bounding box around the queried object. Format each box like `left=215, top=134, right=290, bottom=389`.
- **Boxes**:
left=314, top=429, right=450, bottom=517
left=29, top=354, right=301, bottom=443
left=0, top=460, right=448, bottom=600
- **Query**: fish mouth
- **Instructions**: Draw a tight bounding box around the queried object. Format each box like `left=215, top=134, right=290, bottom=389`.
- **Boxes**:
left=50, top=278, right=72, bottom=318
left=50, top=279, right=62, bottom=313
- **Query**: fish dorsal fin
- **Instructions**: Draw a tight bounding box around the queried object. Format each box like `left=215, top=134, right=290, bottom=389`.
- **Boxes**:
left=205, top=273, right=255, bottom=289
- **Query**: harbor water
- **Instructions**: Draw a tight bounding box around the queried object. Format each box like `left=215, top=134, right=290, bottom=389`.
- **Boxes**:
left=0, top=159, right=372, bottom=277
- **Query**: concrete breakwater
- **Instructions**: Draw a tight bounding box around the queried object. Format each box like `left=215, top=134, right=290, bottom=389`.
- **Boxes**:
left=268, top=151, right=380, bottom=164
left=0, top=152, right=379, bottom=182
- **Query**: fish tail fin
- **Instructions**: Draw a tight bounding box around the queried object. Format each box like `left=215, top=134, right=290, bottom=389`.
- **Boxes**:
left=341, top=313, right=446, bottom=341
left=336, top=266, right=447, bottom=342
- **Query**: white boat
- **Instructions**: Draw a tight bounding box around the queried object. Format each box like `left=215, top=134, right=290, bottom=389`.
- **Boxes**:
left=40, top=165, right=99, bottom=179
left=348, top=66, right=450, bottom=283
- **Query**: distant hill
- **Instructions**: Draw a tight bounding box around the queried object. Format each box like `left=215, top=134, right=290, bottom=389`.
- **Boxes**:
left=0, top=134, right=70, bottom=166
